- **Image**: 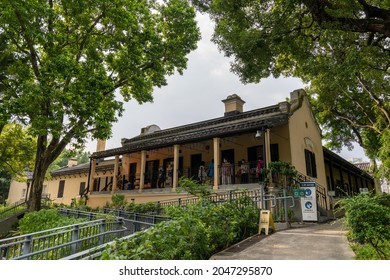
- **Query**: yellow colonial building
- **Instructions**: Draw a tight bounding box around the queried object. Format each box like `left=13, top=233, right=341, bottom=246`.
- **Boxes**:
left=7, top=89, right=375, bottom=213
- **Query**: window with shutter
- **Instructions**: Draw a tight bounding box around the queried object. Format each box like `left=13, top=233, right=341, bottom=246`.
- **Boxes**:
left=304, top=149, right=317, bottom=178
left=57, top=180, right=65, bottom=198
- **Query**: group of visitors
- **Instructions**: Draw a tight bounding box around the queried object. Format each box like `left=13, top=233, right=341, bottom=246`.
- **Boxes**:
left=198, top=156, right=265, bottom=185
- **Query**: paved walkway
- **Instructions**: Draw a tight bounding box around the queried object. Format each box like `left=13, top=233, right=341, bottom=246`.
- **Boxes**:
left=210, top=219, right=356, bottom=260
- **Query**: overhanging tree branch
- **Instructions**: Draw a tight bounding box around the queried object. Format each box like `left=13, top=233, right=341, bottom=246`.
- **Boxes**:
left=331, top=108, right=381, bottom=133
left=357, top=76, right=390, bottom=128
left=343, top=90, right=377, bottom=127
left=303, top=0, right=390, bottom=37
left=13, top=9, right=41, bottom=79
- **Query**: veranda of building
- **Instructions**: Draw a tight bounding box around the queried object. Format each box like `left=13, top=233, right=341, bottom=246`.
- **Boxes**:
left=7, top=89, right=376, bottom=211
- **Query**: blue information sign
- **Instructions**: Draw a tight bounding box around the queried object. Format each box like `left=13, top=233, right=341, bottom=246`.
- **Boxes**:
left=299, top=181, right=318, bottom=221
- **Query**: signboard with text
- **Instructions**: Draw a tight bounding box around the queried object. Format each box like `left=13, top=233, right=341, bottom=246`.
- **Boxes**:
left=300, top=182, right=318, bottom=222
left=359, top=188, right=369, bottom=194
left=293, top=189, right=305, bottom=197
left=258, top=210, right=275, bottom=235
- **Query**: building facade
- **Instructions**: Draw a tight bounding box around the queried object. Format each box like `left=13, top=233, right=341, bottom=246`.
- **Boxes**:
left=7, top=89, right=376, bottom=211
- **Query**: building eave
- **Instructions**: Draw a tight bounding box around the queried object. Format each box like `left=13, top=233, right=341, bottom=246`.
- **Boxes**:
left=91, top=105, right=288, bottom=159
left=323, top=147, right=373, bottom=180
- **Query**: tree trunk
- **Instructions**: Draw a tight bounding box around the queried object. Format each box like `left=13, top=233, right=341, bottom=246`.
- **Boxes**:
left=27, top=130, right=73, bottom=211
left=28, top=136, right=50, bottom=212
left=28, top=169, right=46, bottom=211
left=370, top=159, right=383, bottom=194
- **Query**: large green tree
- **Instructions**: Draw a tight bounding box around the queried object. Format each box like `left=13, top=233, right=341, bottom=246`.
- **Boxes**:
left=0, top=0, right=200, bottom=211
left=0, top=170, right=12, bottom=204
left=0, top=123, right=35, bottom=178
left=193, top=1, right=390, bottom=185
left=0, top=123, right=35, bottom=205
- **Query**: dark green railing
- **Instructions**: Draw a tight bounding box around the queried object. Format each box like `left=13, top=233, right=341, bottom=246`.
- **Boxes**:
left=0, top=201, right=27, bottom=221
left=0, top=218, right=126, bottom=260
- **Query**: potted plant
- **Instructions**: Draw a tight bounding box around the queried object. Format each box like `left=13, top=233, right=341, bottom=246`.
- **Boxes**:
left=267, top=161, right=298, bottom=189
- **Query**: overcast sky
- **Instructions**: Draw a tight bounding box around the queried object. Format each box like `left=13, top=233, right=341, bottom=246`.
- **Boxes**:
left=84, top=13, right=368, bottom=162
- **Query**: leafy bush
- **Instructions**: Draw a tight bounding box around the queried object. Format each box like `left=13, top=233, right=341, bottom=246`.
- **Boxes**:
left=350, top=242, right=390, bottom=260
left=101, top=196, right=259, bottom=260
left=337, top=193, right=390, bottom=259
left=0, top=203, right=27, bottom=221
left=105, top=195, right=162, bottom=214
left=111, top=194, right=127, bottom=209
left=17, top=209, right=87, bottom=234
left=267, top=161, right=298, bottom=188
left=176, top=177, right=211, bottom=197
left=124, top=201, right=162, bottom=214
left=101, top=217, right=209, bottom=260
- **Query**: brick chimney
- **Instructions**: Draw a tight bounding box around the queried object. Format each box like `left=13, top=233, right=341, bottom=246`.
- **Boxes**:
left=222, top=94, right=245, bottom=116
left=67, top=158, right=78, bottom=167
left=96, top=139, right=106, bottom=152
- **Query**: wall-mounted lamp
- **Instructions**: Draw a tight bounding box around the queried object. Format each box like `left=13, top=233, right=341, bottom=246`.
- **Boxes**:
left=255, top=126, right=267, bottom=140
left=255, top=127, right=267, bottom=168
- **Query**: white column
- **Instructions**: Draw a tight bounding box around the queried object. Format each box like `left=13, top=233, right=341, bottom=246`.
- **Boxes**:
left=265, top=129, right=271, bottom=167
left=265, top=128, right=272, bottom=184
left=213, top=137, right=221, bottom=190
left=139, top=150, right=146, bottom=193
left=111, top=155, right=119, bottom=194
left=89, top=159, right=96, bottom=193
left=172, top=145, right=180, bottom=191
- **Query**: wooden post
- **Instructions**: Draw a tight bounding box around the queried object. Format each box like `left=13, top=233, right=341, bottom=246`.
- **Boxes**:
left=112, top=155, right=119, bottom=194
left=172, top=145, right=180, bottom=191
left=89, top=159, right=96, bottom=193
left=139, top=150, right=146, bottom=192
left=213, top=137, right=221, bottom=190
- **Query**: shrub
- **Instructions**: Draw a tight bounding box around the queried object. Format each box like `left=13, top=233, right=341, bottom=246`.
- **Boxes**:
left=351, top=242, right=390, bottom=260
left=17, top=209, right=87, bottom=234
left=267, top=161, right=298, bottom=188
left=124, top=201, right=162, bottom=214
left=101, top=196, right=259, bottom=260
left=177, top=177, right=211, bottom=197
left=337, top=193, right=390, bottom=259
left=110, top=194, right=127, bottom=209
left=101, top=217, right=209, bottom=260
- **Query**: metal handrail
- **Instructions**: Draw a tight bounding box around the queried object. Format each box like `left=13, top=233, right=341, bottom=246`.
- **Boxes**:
left=0, top=218, right=125, bottom=260
left=58, top=207, right=169, bottom=237
left=0, top=201, right=27, bottom=221
left=58, top=207, right=170, bottom=224
left=102, top=208, right=170, bottom=222
left=293, top=172, right=328, bottom=211
left=61, top=221, right=160, bottom=260
left=156, top=189, right=260, bottom=209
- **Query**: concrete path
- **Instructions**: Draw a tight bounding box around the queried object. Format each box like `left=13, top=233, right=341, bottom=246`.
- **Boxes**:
left=210, top=219, right=356, bottom=260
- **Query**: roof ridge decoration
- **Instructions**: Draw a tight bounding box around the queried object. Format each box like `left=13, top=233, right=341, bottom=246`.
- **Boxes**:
left=289, top=88, right=306, bottom=115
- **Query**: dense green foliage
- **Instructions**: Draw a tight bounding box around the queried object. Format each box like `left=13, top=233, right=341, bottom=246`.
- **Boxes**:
left=108, top=194, right=128, bottom=209
left=104, top=194, right=162, bottom=214
left=267, top=161, right=298, bottom=188
left=338, top=193, right=390, bottom=259
left=0, top=202, right=26, bottom=221
left=0, top=0, right=200, bottom=211
left=176, top=177, right=212, bottom=197
left=193, top=1, right=390, bottom=183
left=124, top=202, right=162, bottom=214
left=17, top=208, right=86, bottom=234
left=0, top=124, right=35, bottom=179
left=101, top=196, right=259, bottom=259
left=0, top=171, right=12, bottom=204
left=0, top=124, right=34, bottom=204
left=48, top=149, right=91, bottom=173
